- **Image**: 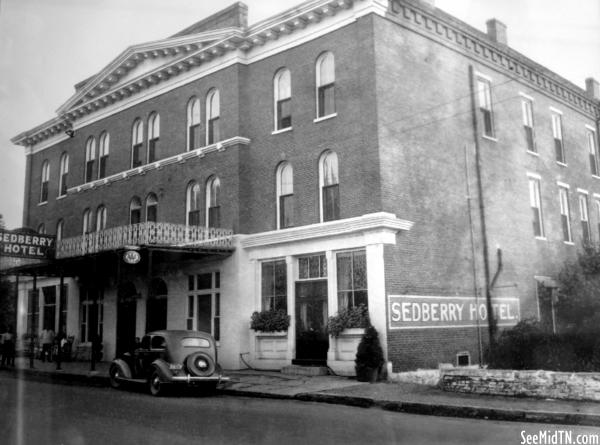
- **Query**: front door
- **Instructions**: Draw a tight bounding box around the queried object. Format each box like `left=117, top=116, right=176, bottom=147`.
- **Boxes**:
left=116, top=282, right=137, bottom=356
left=295, top=280, right=328, bottom=364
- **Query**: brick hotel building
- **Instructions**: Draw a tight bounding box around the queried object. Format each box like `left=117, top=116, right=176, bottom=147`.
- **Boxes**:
left=7, top=0, right=600, bottom=372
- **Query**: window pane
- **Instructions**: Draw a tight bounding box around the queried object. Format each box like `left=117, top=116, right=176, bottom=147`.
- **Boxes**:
left=336, top=253, right=352, bottom=291
left=323, top=184, right=339, bottom=221
left=353, top=251, right=367, bottom=289
left=299, top=257, right=309, bottom=279
left=274, top=261, right=287, bottom=296
left=197, top=273, right=212, bottom=290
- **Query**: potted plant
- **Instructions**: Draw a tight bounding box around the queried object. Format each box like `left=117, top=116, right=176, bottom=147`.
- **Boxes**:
left=355, top=326, right=384, bottom=383
left=327, top=304, right=370, bottom=337
left=250, top=309, right=290, bottom=332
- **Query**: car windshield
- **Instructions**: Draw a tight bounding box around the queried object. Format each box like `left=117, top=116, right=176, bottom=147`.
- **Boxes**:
left=181, top=337, right=210, bottom=348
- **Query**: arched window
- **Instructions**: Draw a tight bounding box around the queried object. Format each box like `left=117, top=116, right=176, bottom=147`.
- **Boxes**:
left=98, top=131, right=110, bottom=179
left=131, top=119, right=144, bottom=168
left=276, top=163, right=294, bottom=229
left=206, top=89, right=220, bottom=145
left=319, top=151, right=339, bottom=222
left=147, top=112, right=160, bottom=163
left=58, top=153, right=69, bottom=197
left=129, top=197, right=142, bottom=225
left=37, top=223, right=46, bottom=234
left=316, top=52, right=335, bottom=118
left=56, top=219, right=64, bottom=241
left=146, top=193, right=158, bottom=223
left=82, top=208, right=93, bottom=234
left=40, top=160, right=50, bottom=203
left=84, top=137, right=96, bottom=183
left=206, top=176, right=220, bottom=227
left=186, top=181, right=202, bottom=226
left=274, top=68, right=291, bottom=130
left=187, top=97, right=201, bottom=151
left=96, top=205, right=107, bottom=231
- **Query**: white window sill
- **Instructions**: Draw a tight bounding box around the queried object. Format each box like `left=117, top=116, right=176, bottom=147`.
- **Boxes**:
left=564, top=241, right=575, bottom=246
left=314, top=113, right=337, bottom=123
left=272, top=127, right=292, bottom=135
left=556, top=161, right=568, bottom=167
left=56, top=195, right=66, bottom=200
left=526, top=150, right=539, bottom=157
left=482, top=135, right=498, bottom=142
left=535, top=236, right=547, bottom=241
left=592, top=175, right=600, bottom=180
left=38, top=201, right=47, bottom=206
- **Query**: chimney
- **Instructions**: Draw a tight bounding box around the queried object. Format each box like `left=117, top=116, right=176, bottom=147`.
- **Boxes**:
left=585, top=77, right=600, bottom=100
left=486, top=18, right=507, bottom=45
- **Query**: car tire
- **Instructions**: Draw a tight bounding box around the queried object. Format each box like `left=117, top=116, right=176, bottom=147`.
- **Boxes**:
left=149, top=370, right=164, bottom=397
left=185, top=352, right=215, bottom=377
left=109, top=363, right=123, bottom=389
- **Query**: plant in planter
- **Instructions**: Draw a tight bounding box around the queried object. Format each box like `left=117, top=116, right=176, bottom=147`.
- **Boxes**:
left=250, top=309, right=291, bottom=332
left=355, top=326, right=384, bottom=383
left=327, top=304, right=370, bottom=337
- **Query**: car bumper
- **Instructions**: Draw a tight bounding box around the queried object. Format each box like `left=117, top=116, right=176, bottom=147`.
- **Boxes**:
left=167, top=375, right=230, bottom=383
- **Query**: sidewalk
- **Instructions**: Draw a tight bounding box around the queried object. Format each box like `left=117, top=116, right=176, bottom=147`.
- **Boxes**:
left=2, top=357, right=599, bottom=427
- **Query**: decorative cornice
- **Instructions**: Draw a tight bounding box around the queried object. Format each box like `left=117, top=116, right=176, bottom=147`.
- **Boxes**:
left=65, top=136, right=250, bottom=195
left=241, top=212, right=413, bottom=249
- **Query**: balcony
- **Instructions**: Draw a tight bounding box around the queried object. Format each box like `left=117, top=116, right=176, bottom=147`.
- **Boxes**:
left=56, top=222, right=234, bottom=259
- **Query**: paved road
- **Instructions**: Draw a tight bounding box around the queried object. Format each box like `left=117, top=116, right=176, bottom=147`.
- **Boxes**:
left=1, top=375, right=599, bottom=445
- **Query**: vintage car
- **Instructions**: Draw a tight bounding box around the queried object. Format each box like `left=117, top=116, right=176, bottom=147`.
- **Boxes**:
left=109, top=330, right=229, bottom=396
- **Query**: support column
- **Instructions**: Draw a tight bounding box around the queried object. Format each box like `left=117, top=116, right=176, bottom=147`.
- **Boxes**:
left=366, top=243, right=387, bottom=360
left=326, top=250, right=337, bottom=362
left=285, top=256, right=294, bottom=361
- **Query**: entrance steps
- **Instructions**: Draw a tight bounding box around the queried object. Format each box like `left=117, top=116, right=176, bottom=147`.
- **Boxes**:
left=281, top=364, right=329, bottom=376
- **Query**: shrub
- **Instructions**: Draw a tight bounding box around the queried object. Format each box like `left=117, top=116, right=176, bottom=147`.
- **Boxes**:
left=327, top=304, right=370, bottom=337
left=250, top=309, right=290, bottom=332
left=355, top=326, right=384, bottom=382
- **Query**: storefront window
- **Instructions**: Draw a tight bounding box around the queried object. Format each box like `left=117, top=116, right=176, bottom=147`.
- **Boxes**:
left=337, top=250, right=368, bottom=309
left=261, top=260, right=287, bottom=311
left=187, top=272, right=220, bottom=340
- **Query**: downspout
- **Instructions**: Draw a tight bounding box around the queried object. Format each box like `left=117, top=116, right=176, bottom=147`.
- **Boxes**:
left=468, top=65, right=497, bottom=356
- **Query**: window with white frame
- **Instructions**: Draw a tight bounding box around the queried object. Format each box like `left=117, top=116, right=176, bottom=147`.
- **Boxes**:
left=261, top=260, right=287, bottom=311
left=274, top=68, right=291, bottom=131
left=187, top=97, right=201, bottom=151
left=528, top=176, right=544, bottom=238
left=56, top=219, right=64, bottom=242
left=186, top=181, right=202, bottom=226
left=277, top=163, right=294, bottom=229
left=129, top=197, right=142, bottom=225
left=98, top=131, right=109, bottom=179
left=96, top=205, right=107, bottom=231
left=579, top=194, right=590, bottom=244
left=206, top=176, right=220, bottom=228
left=37, top=223, right=46, bottom=234
left=206, top=89, right=220, bottom=145
left=552, top=112, right=565, bottom=164
left=316, top=52, right=335, bottom=119
left=58, top=153, right=69, bottom=197
left=476, top=77, right=494, bottom=137
left=82, top=208, right=93, bottom=234
left=40, top=160, right=50, bottom=203
left=298, top=254, right=327, bottom=280
left=80, top=288, right=103, bottom=343
left=596, top=200, right=600, bottom=241
left=146, top=193, right=158, bottom=223
left=337, top=250, right=367, bottom=309
left=147, top=112, right=160, bottom=163
left=558, top=185, right=572, bottom=243
left=131, top=119, right=144, bottom=168
left=84, top=137, right=96, bottom=183
left=521, top=98, right=535, bottom=152
left=587, top=128, right=599, bottom=176
left=319, top=151, right=339, bottom=222
left=187, top=272, right=220, bottom=340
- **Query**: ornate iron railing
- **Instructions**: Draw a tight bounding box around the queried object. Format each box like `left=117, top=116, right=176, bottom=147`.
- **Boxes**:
left=56, top=222, right=233, bottom=259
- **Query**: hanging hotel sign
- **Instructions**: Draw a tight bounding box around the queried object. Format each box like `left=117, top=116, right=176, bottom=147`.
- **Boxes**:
left=123, top=250, right=141, bottom=264
left=0, top=229, right=55, bottom=259
left=388, top=295, right=520, bottom=330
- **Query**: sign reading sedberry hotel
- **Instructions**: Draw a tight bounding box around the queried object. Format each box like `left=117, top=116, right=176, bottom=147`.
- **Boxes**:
left=388, top=295, right=520, bottom=329
left=0, top=229, right=56, bottom=259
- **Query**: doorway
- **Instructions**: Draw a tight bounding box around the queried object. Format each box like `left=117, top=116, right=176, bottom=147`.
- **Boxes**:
left=294, top=280, right=328, bottom=364
left=116, top=282, right=137, bottom=355
left=146, top=278, right=168, bottom=332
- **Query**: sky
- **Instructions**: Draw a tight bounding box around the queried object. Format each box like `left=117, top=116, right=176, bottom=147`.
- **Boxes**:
left=0, top=0, right=598, bottom=230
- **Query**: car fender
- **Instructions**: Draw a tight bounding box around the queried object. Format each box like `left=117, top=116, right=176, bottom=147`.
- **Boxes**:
left=151, top=359, right=174, bottom=381
left=112, top=359, right=132, bottom=379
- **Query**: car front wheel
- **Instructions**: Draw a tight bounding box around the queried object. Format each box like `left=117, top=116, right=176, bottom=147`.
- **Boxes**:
left=149, top=371, right=165, bottom=397
left=109, top=364, right=122, bottom=389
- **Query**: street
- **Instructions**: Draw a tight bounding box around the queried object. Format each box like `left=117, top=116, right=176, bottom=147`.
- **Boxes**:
left=1, top=374, right=599, bottom=445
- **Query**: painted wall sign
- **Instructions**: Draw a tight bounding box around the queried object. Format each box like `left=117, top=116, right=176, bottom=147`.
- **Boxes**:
left=388, top=295, right=520, bottom=330
left=0, top=229, right=55, bottom=259
left=123, top=250, right=141, bottom=264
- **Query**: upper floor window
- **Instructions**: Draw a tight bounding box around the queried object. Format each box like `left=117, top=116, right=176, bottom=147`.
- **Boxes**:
left=558, top=185, right=572, bottom=243
left=186, top=181, right=201, bottom=226
left=552, top=112, right=565, bottom=164
left=131, top=119, right=144, bottom=168
left=579, top=194, right=590, bottom=244
left=274, top=68, right=291, bottom=131
left=58, top=153, right=69, bottom=197
left=337, top=250, right=367, bottom=310
left=206, top=176, right=220, bottom=228
left=56, top=219, right=64, bottom=241
left=319, top=151, right=339, bottom=222
left=476, top=76, right=494, bottom=137
left=98, top=132, right=109, bottom=179
left=528, top=176, right=544, bottom=238
left=316, top=52, right=335, bottom=119
left=129, top=197, right=142, bottom=225
left=40, top=160, right=50, bottom=203
left=146, top=193, right=158, bottom=223
left=82, top=208, right=93, bottom=234
left=147, top=113, right=160, bottom=163
left=276, top=163, right=294, bottom=229
left=206, top=89, right=220, bottom=145
left=587, top=128, right=598, bottom=176
left=187, top=97, right=201, bottom=151
left=96, top=205, right=107, bottom=232
left=84, top=137, right=96, bottom=183
left=37, top=223, right=46, bottom=234
left=521, top=98, right=535, bottom=152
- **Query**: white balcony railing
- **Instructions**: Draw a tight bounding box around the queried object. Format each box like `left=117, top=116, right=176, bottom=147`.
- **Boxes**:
left=56, top=222, right=233, bottom=259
